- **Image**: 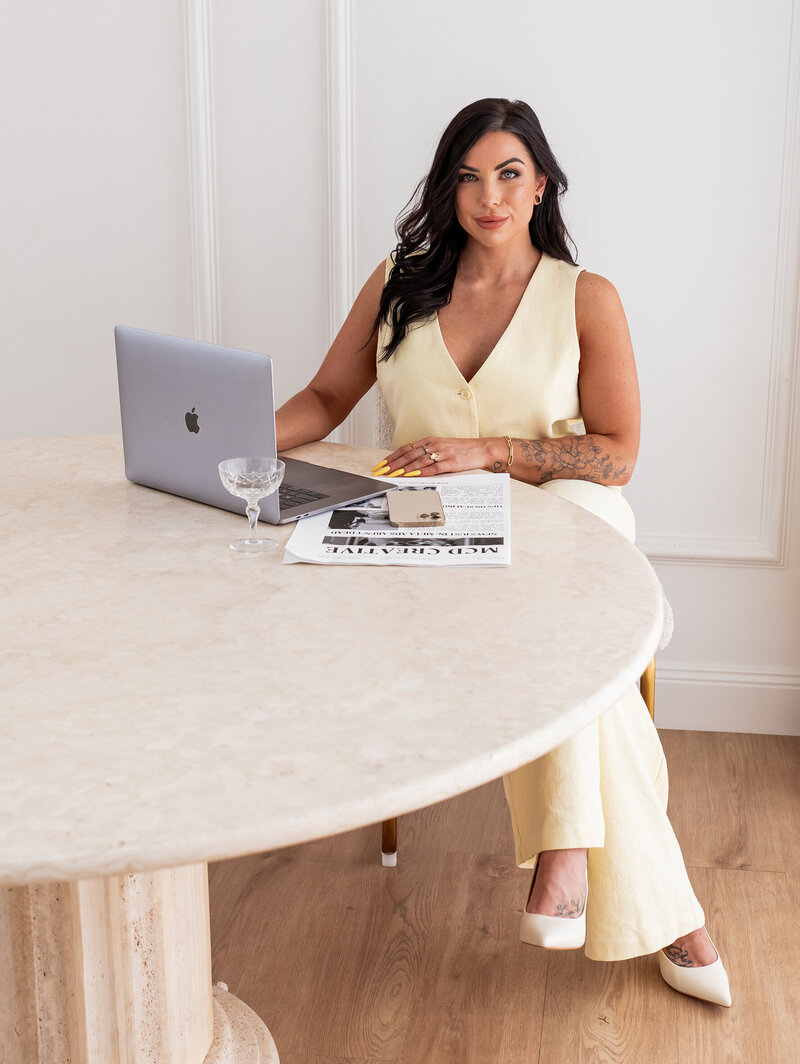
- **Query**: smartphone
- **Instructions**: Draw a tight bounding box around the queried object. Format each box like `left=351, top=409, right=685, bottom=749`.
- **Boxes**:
left=387, top=488, right=445, bottom=527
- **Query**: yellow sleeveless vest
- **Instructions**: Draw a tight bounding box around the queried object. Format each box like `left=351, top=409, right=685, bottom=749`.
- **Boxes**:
left=376, top=252, right=585, bottom=450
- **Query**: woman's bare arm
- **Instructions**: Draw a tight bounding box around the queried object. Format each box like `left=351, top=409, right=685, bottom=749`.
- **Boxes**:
left=275, top=261, right=386, bottom=451
left=508, top=271, right=640, bottom=484
left=379, top=272, right=641, bottom=484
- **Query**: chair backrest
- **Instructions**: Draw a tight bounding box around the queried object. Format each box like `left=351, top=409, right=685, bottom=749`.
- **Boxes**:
left=374, top=383, right=394, bottom=448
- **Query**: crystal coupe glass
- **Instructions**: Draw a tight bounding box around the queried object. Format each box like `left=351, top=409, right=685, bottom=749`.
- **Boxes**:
left=218, top=457, right=285, bottom=552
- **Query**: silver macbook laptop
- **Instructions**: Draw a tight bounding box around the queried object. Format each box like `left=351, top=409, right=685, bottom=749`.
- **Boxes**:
left=115, top=326, right=389, bottom=523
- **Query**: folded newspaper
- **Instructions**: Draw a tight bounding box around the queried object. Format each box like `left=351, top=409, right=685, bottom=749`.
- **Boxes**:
left=282, top=473, right=510, bottom=566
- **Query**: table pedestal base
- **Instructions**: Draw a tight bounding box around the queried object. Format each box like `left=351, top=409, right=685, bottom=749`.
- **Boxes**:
left=0, top=863, right=278, bottom=1063
left=207, top=985, right=278, bottom=1062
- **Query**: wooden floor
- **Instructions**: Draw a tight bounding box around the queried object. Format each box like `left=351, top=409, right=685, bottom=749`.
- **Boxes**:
left=209, top=731, right=800, bottom=1063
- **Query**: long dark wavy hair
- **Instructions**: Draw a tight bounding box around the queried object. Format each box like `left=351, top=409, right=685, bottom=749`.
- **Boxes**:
left=375, top=98, right=577, bottom=360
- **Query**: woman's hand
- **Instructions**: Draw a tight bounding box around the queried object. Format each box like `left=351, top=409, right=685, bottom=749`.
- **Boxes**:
left=373, top=437, right=507, bottom=477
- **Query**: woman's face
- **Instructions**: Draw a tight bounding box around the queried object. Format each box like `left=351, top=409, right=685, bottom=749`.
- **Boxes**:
left=454, top=131, right=546, bottom=248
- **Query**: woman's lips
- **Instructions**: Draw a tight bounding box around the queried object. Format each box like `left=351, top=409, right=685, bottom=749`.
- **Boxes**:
left=475, top=216, right=508, bottom=229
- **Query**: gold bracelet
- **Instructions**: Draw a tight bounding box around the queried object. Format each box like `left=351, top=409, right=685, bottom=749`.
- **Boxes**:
left=503, top=435, right=514, bottom=472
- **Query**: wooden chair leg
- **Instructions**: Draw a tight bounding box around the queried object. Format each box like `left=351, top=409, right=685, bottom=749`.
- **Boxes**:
left=381, top=818, right=397, bottom=866
left=640, top=656, right=656, bottom=721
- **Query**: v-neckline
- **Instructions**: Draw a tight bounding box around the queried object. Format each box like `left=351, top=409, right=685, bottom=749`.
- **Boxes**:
left=435, top=253, right=547, bottom=386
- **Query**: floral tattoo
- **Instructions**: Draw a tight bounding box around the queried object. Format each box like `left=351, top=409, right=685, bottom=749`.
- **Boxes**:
left=519, top=437, right=627, bottom=484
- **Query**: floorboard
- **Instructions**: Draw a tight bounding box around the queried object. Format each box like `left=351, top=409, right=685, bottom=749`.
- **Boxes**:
left=659, top=731, right=800, bottom=873
left=209, top=730, right=800, bottom=1063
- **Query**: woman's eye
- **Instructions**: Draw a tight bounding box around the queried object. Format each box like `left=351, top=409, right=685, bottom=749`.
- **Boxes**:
left=458, top=172, right=477, bottom=182
left=500, top=169, right=520, bottom=179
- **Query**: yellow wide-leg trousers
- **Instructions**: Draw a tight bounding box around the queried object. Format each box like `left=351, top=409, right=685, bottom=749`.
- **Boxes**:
left=502, top=480, right=705, bottom=962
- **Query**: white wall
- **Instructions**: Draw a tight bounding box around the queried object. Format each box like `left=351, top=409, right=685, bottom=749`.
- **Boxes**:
left=212, top=1, right=329, bottom=407
left=0, top=1, right=194, bottom=436
left=2, top=0, right=798, bottom=734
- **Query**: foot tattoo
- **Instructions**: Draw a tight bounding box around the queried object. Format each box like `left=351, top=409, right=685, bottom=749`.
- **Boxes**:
left=554, top=892, right=586, bottom=919
left=663, top=944, right=693, bottom=967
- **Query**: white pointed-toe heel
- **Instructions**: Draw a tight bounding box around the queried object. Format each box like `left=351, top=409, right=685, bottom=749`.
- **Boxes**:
left=519, top=865, right=587, bottom=950
left=658, top=936, right=732, bottom=1007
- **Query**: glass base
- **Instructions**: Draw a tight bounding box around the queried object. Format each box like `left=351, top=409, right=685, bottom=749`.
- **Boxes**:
left=228, top=537, right=278, bottom=553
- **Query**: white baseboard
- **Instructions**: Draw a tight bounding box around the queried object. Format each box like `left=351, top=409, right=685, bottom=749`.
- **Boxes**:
left=654, top=664, right=800, bottom=734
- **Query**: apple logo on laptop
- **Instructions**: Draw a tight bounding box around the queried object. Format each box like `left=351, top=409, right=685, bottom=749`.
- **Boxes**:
left=185, top=407, right=200, bottom=433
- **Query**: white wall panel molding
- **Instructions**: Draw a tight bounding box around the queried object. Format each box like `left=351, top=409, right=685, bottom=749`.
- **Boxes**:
left=656, top=662, right=800, bottom=735
left=325, top=0, right=364, bottom=445
left=640, top=0, right=800, bottom=570
left=659, top=663, right=800, bottom=691
left=765, top=0, right=800, bottom=564
left=641, top=536, right=787, bottom=569
left=184, top=0, right=221, bottom=344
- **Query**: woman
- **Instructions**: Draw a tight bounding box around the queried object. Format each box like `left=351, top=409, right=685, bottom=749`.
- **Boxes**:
left=276, top=98, right=731, bottom=1006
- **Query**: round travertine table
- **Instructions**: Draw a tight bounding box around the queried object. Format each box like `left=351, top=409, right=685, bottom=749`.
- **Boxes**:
left=0, top=436, right=662, bottom=1063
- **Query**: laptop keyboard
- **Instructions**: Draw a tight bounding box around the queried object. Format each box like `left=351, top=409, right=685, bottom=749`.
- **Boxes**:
left=278, top=483, right=330, bottom=512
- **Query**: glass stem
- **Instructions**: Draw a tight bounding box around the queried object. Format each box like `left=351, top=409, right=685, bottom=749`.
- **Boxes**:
left=246, top=503, right=260, bottom=541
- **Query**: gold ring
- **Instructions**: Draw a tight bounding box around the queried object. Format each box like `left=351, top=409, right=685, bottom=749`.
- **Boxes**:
left=408, top=441, right=416, bottom=450
left=429, top=451, right=441, bottom=462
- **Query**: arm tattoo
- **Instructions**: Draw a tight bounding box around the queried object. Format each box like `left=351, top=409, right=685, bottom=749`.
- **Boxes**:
left=519, top=436, right=628, bottom=485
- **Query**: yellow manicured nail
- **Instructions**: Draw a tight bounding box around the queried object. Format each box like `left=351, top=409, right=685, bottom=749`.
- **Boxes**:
left=387, top=468, right=405, bottom=477
left=403, top=470, right=422, bottom=477
left=372, top=461, right=389, bottom=473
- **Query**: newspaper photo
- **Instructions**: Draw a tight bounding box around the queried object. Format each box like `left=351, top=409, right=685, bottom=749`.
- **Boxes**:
left=282, top=473, right=510, bottom=566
